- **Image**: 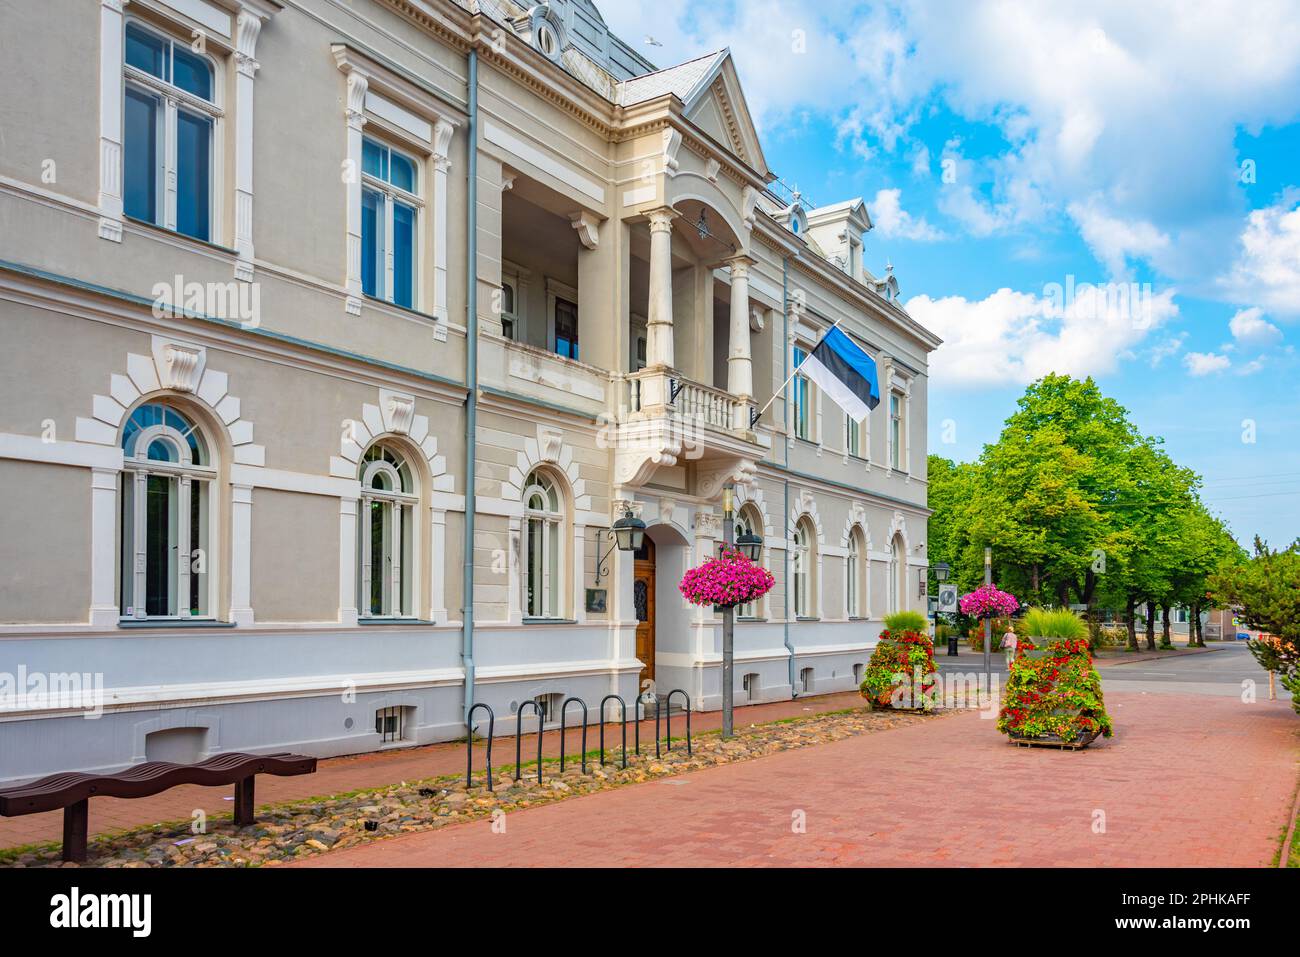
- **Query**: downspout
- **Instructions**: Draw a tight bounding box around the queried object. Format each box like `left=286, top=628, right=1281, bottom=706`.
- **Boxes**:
left=461, top=48, right=479, bottom=723
left=781, top=255, right=797, bottom=697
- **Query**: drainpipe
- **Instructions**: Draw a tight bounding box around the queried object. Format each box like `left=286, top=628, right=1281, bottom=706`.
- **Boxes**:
left=461, top=49, right=479, bottom=723
left=781, top=256, right=797, bottom=697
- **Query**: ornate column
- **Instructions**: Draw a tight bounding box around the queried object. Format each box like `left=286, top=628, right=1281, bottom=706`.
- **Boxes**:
left=232, top=5, right=274, bottom=282
left=89, top=466, right=122, bottom=626
left=343, top=73, right=368, bottom=316
left=97, top=0, right=126, bottom=242
left=230, top=483, right=254, bottom=626
left=338, top=496, right=358, bottom=625
left=725, top=255, right=755, bottom=425
left=645, top=207, right=677, bottom=370
left=430, top=119, right=454, bottom=338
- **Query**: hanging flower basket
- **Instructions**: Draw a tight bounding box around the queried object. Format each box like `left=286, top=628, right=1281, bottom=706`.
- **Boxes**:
left=959, top=584, right=1020, bottom=619
left=678, top=550, right=775, bottom=610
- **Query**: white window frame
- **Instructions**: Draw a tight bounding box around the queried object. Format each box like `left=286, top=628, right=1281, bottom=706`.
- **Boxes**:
left=846, top=413, right=862, bottom=459
left=361, top=135, right=424, bottom=310
left=792, top=345, right=812, bottom=441
left=889, top=392, right=904, bottom=471
left=358, top=446, right=419, bottom=619
left=793, top=518, right=815, bottom=618
left=522, top=469, right=567, bottom=619
left=500, top=259, right=530, bottom=342
left=846, top=527, right=867, bottom=619
left=119, top=404, right=219, bottom=621
left=122, top=17, right=224, bottom=242
left=888, top=534, right=905, bottom=614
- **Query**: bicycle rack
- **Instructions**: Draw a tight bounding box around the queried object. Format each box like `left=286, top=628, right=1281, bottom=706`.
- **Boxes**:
left=514, top=700, right=545, bottom=784
left=666, top=689, right=692, bottom=755
left=632, top=695, right=645, bottom=756
left=599, top=694, right=628, bottom=769
left=465, top=702, right=495, bottom=791
left=559, top=697, right=589, bottom=774
left=655, top=689, right=693, bottom=758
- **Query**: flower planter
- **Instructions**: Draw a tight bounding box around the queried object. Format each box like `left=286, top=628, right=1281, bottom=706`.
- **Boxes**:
left=1008, top=727, right=1102, bottom=750
left=859, top=633, right=939, bottom=711
left=997, top=634, right=1113, bottom=748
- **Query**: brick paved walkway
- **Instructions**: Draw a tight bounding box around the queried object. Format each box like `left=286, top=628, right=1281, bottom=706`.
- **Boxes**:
left=294, top=691, right=1300, bottom=868
left=0, top=691, right=865, bottom=851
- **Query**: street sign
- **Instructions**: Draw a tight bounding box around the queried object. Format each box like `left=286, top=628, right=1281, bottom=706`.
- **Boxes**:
left=938, top=585, right=958, bottom=613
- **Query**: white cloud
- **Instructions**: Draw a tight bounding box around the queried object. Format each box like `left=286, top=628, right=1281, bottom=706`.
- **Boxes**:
left=906, top=284, right=1178, bottom=388
left=869, top=188, right=947, bottom=241
left=1219, top=198, right=1300, bottom=318
left=1148, top=333, right=1186, bottom=368
left=1228, top=307, right=1283, bottom=348
left=1067, top=197, right=1172, bottom=280
left=1184, top=352, right=1232, bottom=376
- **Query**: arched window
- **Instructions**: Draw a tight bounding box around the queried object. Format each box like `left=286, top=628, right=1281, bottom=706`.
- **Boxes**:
left=888, top=534, right=905, bottom=614
left=735, top=504, right=763, bottom=619
left=359, top=444, right=416, bottom=618
left=523, top=469, right=565, bottom=619
left=793, top=517, right=816, bottom=618
left=120, top=402, right=216, bottom=619
left=847, top=526, right=867, bottom=618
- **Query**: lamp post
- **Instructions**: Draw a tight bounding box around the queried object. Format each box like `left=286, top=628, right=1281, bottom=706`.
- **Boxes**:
left=721, top=486, right=736, bottom=739
left=933, top=562, right=954, bottom=656
left=983, top=547, right=993, bottom=687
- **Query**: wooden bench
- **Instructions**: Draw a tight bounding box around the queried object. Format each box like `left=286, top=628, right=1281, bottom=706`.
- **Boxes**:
left=0, top=751, right=317, bottom=862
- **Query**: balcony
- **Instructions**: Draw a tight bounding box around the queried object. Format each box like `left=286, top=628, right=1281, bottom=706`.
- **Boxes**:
left=605, top=367, right=770, bottom=494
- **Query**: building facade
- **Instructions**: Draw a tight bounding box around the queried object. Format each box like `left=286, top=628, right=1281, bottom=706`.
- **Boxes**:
left=0, top=0, right=940, bottom=782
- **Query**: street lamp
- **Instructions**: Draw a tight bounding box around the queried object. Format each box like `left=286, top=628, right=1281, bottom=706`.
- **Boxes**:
left=592, top=509, right=647, bottom=585
left=983, top=546, right=993, bottom=688
left=734, top=531, right=763, bottom=562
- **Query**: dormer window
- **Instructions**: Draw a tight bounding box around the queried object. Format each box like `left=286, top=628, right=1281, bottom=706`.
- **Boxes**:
left=530, top=13, right=562, bottom=61
left=790, top=213, right=803, bottom=234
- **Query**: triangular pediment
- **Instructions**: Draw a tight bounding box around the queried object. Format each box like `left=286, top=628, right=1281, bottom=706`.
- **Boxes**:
left=679, top=53, right=769, bottom=178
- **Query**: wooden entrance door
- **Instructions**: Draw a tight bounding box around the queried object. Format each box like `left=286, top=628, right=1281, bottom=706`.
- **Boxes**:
left=633, top=537, right=656, bottom=689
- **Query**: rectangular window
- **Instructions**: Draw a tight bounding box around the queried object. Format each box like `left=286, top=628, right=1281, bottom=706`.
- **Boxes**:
left=361, top=137, right=421, bottom=309
left=890, top=394, right=902, bottom=470
left=846, top=415, right=860, bottom=457
left=554, top=297, right=579, bottom=360
left=793, top=346, right=810, bottom=440
left=122, top=22, right=216, bottom=242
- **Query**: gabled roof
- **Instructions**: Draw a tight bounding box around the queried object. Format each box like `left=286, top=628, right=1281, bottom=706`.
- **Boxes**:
left=618, top=49, right=769, bottom=178
left=617, top=50, right=727, bottom=106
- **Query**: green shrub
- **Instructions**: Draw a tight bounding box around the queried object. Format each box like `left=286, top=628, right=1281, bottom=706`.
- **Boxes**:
left=1020, top=607, right=1089, bottom=641
left=998, top=636, right=1113, bottom=743
left=882, top=609, right=928, bottom=633
left=860, top=622, right=937, bottom=709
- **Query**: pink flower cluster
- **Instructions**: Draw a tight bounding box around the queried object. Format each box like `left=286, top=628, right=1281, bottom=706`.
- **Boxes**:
left=678, top=551, right=776, bottom=609
left=959, top=583, right=1020, bottom=618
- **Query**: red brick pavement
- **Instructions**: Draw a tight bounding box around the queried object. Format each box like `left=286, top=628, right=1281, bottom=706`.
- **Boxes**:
left=0, top=691, right=866, bottom=851
left=293, top=692, right=1300, bottom=868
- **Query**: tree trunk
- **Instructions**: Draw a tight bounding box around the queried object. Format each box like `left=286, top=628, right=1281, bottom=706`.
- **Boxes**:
left=1145, top=601, right=1157, bottom=650
left=1125, top=595, right=1139, bottom=651
left=1161, top=603, right=1172, bottom=646
left=1189, top=602, right=1204, bottom=647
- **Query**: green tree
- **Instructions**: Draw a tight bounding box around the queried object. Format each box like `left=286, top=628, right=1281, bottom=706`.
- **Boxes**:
left=1210, top=538, right=1300, bottom=713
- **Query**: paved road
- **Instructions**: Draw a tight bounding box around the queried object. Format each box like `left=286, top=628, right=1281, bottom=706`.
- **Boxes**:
left=935, top=640, right=1290, bottom=699
left=295, top=687, right=1299, bottom=868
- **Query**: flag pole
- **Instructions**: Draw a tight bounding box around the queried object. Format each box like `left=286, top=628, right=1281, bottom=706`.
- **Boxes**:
left=752, top=313, right=851, bottom=422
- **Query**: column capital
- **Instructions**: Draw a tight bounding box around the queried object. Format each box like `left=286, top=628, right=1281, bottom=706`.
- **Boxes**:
left=646, top=206, right=678, bottom=234
left=725, top=254, right=757, bottom=279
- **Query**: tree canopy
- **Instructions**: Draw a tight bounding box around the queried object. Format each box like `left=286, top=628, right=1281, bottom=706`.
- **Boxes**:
left=929, top=374, right=1241, bottom=644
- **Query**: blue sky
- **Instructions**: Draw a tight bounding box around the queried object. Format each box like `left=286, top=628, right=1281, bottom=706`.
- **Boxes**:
left=601, top=0, right=1300, bottom=548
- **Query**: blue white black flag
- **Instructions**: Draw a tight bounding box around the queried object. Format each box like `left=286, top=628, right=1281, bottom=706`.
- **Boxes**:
left=798, top=326, right=881, bottom=422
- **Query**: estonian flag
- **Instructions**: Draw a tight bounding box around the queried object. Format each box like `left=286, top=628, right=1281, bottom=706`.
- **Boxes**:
left=799, top=326, right=881, bottom=422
